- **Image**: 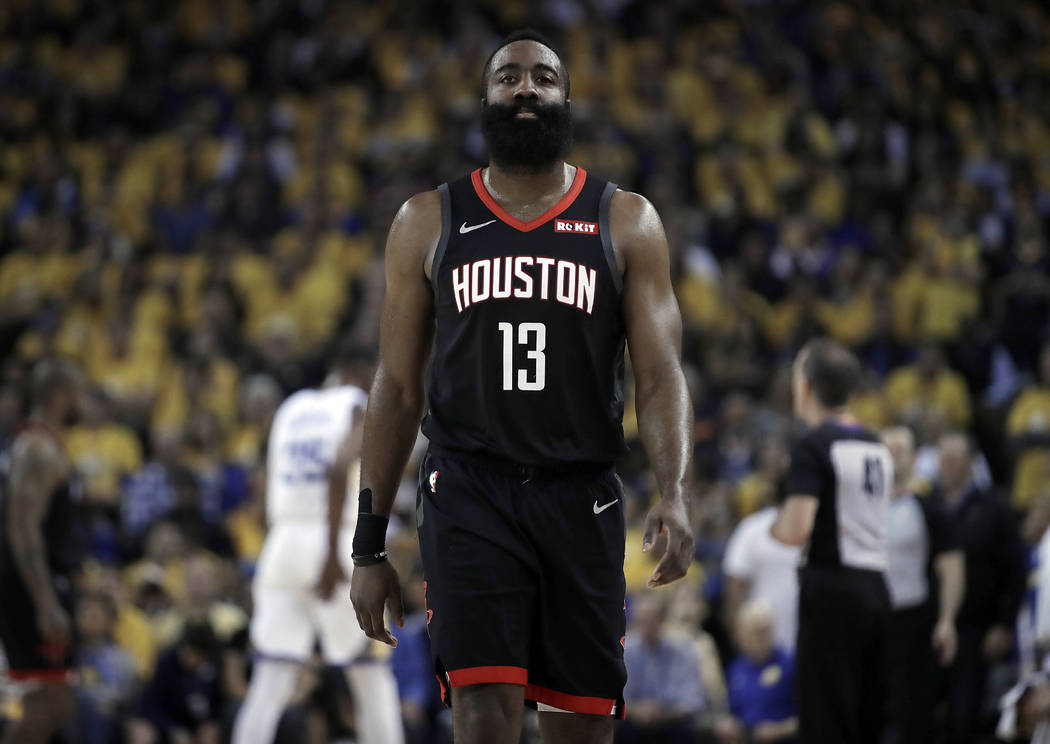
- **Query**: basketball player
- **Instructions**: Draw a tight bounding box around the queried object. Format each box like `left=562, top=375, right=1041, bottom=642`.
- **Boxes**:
left=0, top=360, right=82, bottom=744
left=232, top=347, right=403, bottom=744
left=771, top=339, right=893, bottom=744
left=349, top=29, right=695, bottom=744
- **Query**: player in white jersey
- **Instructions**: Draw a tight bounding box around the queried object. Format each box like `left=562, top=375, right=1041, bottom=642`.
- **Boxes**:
left=232, top=348, right=404, bottom=744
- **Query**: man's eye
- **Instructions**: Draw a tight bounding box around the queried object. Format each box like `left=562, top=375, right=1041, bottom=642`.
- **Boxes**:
left=500, top=75, right=516, bottom=84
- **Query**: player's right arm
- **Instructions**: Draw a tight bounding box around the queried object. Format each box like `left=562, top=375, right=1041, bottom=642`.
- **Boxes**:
left=350, top=190, right=440, bottom=647
left=6, top=432, right=71, bottom=651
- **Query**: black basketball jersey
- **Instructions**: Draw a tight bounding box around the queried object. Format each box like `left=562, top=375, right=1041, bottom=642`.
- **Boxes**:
left=786, top=421, right=894, bottom=571
left=421, top=166, right=626, bottom=467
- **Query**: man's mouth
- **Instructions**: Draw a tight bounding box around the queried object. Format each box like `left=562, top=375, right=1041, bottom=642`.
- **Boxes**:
left=515, top=110, right=538, bottom=118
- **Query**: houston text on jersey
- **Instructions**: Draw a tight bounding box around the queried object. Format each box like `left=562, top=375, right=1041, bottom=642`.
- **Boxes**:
left=450, top=256, right=597, bottom=314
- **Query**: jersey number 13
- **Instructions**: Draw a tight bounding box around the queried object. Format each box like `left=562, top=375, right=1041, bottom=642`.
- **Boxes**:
left=499, top=322, right=546, bottom=391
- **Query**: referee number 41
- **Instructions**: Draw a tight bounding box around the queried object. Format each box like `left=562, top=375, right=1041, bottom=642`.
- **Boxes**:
left=499, top=322, right=546, bottom=391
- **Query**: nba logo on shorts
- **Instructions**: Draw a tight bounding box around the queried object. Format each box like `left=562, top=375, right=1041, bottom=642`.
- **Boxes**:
left=429, top=470, right=439, bottom=493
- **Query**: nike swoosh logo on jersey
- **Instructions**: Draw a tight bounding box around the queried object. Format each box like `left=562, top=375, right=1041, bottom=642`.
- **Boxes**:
left=459, top=220, right=496, bottom=234
left=593, top=499, right=619, bottom=515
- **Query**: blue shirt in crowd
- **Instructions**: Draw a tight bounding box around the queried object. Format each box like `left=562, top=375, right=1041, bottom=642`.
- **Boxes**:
left=727, top=647, right=795, bottom=730
left=623, top=634, right=706, bottom=714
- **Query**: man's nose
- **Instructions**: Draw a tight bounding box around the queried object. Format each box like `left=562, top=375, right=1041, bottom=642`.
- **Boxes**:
left=514, top=76, right=538, bottom=99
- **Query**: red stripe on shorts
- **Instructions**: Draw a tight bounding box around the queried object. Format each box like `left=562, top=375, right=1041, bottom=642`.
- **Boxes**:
left=525, top=683, right=620, bottom=717
left=446, top=665, right=528, bottom=687
left=7, top=668, right=74, bottom=683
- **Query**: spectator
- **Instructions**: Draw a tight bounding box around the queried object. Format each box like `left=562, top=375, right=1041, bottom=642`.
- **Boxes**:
left=122, top=429, right=190, bottom=540
left=885, top=343, right=972, bottom=429
left=666, top=579, right=729, bottom=717
left=620, top=593, right=706, bottom=744
left=152, top=552, right=246, bottom=651
left=882, top=426, right=964, bottom=744
left=724, top=599, right=797, bottom=744
left=126, top=623, right=224, bottom=744
left=72, top=592, right=139, bottom=744
left=1006, top=343, right=1050, bottom=509
left=722, top=482, right=801, bottom=653
left=65, top=386, right=143, bottom=507
left=733, top=437, right=790, bottom=518
left=931, top=432, right=1026, bottom=743
left=1021, top=495, right=1050, bottom=677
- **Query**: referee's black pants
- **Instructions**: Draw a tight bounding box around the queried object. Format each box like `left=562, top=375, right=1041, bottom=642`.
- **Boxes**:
left=796, top=565, right=890, bottom=744
left=884, top=602, right=938, bottom=744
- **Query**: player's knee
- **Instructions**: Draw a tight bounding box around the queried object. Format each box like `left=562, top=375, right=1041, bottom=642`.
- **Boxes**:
left=540, top=712, right=614, bottom=744
left=25, top=682, right=76, bottom=728
left=453, top=683, right=523, bottom=736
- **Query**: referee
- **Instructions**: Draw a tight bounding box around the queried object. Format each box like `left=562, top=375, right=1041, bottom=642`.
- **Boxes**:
left=772, top=339, right=894, bottom=744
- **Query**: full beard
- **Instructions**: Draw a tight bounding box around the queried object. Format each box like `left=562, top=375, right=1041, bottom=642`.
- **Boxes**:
left=480, top=100, right=573, bottom=173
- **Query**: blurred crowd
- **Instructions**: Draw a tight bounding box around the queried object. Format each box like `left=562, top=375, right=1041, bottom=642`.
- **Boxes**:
left=2, top=0, right=1050, bottom=741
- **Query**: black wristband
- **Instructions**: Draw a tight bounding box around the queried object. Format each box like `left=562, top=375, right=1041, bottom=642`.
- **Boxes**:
left=352, top=511, right=389, bottom=556
left=351, top=550, right=388, bottom=567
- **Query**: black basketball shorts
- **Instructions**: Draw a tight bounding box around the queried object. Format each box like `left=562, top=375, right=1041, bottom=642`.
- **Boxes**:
left=417, top=447, right=627, bottom=718
left=0, top=566, right=76, bottom=683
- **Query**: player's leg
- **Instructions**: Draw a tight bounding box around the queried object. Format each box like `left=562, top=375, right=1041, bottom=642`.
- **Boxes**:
left=344, top=662, right=405, bottom=744
left=417, top=452, right=537, bottom=743
left=235, top=537, right=317, bottom=744
left=451, top=684, right=525, bottom=744
left=230, top=659, right=300, bottom=744
left=518, top=470, right=628, bottom=734
left=2, top=682, right=76, bottom=744
left=0, top=574, right=77, bottom=743
left=537, top=712, right=613, bottom=744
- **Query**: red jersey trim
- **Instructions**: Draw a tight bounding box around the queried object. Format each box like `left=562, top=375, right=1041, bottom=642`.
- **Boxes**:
left=471, top=167, right=588, bottom=233
left=526, top=683, right=622, bottom=718
left=446, top=664, right=528, bottom=687
left=7, top=668, right=75, bottom=683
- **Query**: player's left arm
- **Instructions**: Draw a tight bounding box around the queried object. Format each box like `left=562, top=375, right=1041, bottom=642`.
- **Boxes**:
left=770, top=496, right=818, bottom=545
left=317, top=404, right=366, bottom=600
left=612, top=190, right=695, bottom=588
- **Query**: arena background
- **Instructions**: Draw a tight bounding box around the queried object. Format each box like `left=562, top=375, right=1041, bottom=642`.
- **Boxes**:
left=1, top=0, right=1049, bottom=742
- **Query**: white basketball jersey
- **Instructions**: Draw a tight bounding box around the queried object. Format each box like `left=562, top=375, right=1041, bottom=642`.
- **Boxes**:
left=266, top=385, right=367, bottom=526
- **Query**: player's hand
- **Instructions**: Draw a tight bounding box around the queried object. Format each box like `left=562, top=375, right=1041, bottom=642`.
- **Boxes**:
left=35, top=597, right=71, bottom=660
left=642, top=495, right=694, bottom=588
left=315, top=553, right=347, bottom=601
left=982, top=623, right=1012, bottom=662
left=713, top=714, right=744, bottom=743
left=350, top=561, right=404, bottom=647
left=932, top=617, right=958, bottom=666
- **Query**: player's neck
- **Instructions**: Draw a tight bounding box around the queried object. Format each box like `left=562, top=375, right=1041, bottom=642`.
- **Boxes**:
left=484, top=161, right=574, bottom=205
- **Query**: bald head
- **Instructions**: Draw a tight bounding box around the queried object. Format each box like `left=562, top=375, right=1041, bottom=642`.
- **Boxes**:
left=737, top=598, right=776, bottom=662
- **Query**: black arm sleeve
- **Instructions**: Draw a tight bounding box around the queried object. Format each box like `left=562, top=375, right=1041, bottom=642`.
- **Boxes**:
left=920, top=496, right=957, bottom=557
left=786, top=435, right=826, bottom=499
